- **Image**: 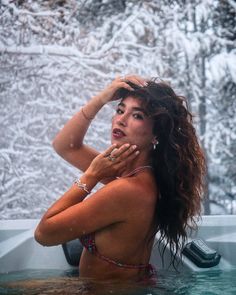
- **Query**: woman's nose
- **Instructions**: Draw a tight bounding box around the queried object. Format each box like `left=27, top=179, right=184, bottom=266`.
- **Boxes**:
left=117, top=114, right=128, bottom=127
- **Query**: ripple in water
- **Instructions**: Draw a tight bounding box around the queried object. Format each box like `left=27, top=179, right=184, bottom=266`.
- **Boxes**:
left=1, top=269, right=236, bottom=295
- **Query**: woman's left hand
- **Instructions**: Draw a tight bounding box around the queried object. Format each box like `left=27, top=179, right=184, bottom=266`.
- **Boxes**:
left=84, top=143, right=139, bottom=181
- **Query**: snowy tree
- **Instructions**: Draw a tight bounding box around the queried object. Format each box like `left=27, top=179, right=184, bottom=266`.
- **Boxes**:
left=0, top=0, right=235, bottom=218
left=205, top=0, right=236, bottom=213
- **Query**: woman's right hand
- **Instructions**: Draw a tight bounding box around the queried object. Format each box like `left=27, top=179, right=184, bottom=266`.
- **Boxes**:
left=84, top=143, right=139, bottom=182
left=96, top=75, right=147, bottom=105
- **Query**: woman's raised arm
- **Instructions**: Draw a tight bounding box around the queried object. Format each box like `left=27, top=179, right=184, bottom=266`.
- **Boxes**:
left=52, top=95, right=104, bottom=172
left=52, top=77, right=138, bottom=173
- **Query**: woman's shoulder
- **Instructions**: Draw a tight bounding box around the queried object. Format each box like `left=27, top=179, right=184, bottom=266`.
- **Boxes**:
left=103, top=173, right=157, bottom=205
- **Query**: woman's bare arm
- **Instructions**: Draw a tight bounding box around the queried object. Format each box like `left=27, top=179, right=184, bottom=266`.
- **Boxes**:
left=52, top=95, right=105, bottom=172
left=52, top=76, right=145, bottom=174
left=35, top=144, right=140, bottom=246
left=34, top=176, right=138, bottom=246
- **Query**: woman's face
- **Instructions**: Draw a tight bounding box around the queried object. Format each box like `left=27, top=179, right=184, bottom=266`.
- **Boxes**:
left=111, top=96, right=155, bottom=152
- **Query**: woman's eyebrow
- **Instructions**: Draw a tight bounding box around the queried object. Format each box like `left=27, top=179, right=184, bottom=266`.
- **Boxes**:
left=118, top=102, right=147, bottom=115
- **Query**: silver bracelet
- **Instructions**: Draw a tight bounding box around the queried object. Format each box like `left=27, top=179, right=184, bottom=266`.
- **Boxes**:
left=74, top=179, right=91, bottom=194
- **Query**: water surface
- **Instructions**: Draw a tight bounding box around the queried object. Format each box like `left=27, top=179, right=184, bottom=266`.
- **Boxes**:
left=1, top=268, right=236, bottom=295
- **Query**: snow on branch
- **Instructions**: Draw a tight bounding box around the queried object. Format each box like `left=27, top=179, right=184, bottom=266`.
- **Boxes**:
left=89, top=11, right=140, bottom=58
left=0, top=45, right=84, bottom=58
left=2, top=0, right=69, bottom=17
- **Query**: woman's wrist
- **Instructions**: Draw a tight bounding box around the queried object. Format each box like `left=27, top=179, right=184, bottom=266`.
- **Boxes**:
left=91, top=93, right=107, bottom=107
left=80, top=171, right=100, bottom=188
left=73, top=172, right=99, bottom=197
left=81, top=95, right=105, bottom=122
left=93, top=85, right=117, bottom=106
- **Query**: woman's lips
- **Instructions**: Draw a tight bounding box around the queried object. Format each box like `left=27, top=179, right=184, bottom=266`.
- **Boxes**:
left=112, top=128, right=126, bottom=139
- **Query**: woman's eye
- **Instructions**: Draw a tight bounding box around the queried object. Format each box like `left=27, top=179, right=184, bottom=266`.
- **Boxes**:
left=133, top=113, right=143, bottom=120
left=116, top=109, right=123, bottom=114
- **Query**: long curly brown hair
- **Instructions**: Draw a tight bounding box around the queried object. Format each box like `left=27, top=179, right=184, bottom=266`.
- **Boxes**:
left=117, top=79, right=206, bottom=268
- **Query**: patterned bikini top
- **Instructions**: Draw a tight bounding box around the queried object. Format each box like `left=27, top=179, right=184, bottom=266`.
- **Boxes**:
left=80, top=232, right=151, bottom=270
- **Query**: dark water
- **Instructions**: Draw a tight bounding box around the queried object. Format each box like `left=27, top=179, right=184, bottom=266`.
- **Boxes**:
left=0, top=268, right=236, bottom=295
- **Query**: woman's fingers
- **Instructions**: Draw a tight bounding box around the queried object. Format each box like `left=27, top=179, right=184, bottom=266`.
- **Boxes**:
left=114, top=145, right=140, bottom=172
left=102, top=143, right=139, bottom=161
left=110, top=144, right=139, bottom=161
left=117, top=145, right=139, bottom=165
left=111, top=143, right=130, bottom=157
left=117, top=81, right=134, bottom=91
left=125, top=148, right=140, bottom=162
left=88, top=143, right=139, bottom=181
left=103, top=144, right=118, bottom=157
left=123, top=82, right=135, bottom=91
left=126, top=76, right=146, bottom=87
left=121, top=75, right=147, bottom=87
left=108, top=75, right=148, bottom=101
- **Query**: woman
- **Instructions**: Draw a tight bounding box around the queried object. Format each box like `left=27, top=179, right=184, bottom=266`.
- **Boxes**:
left=34, top=75, right=206, bottom=281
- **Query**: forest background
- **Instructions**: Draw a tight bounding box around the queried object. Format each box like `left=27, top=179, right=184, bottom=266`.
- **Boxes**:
left=0, top=0, right=235, bottom=218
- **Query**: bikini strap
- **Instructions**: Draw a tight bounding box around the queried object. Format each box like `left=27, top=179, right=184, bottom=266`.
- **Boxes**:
left=94, top=251, right=150, bottom=269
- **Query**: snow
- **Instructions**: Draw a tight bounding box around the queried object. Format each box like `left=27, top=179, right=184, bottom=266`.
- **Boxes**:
left=0, top=0, right=235, bottom=218
left=209, top=51, right=236, bottom=83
